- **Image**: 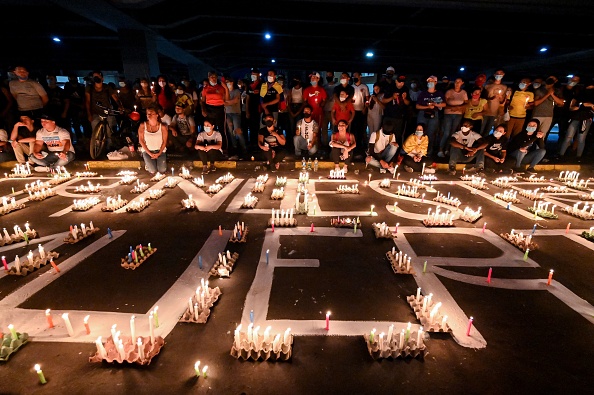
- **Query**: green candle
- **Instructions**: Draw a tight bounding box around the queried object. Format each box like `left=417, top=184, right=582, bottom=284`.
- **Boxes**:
left=369, top=329, right=375, bottom=343
left=194, top=361, right=201, bottom=377
left=153, top=306, right=159, bottom=328
left=353, top=222, right=357, bottom=233
left=35, top=364, right=47, bottom=384
left=8, top=324, right=18, bottom=340
left=139, top=245, right=145, bottom=257
left=148, top=243, right=152, bottom=252
left=523, top=248, right=530, bottom=261
left=423, top=261, right=427, bottom=273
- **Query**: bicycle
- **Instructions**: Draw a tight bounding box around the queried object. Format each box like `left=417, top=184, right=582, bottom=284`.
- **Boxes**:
left=90, top=102, right=140, bottom=159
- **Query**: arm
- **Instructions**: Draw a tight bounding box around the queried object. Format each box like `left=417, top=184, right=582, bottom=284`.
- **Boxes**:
left=272, top=129, right=286, bottom=146
left=157, top=124, right=168, bottom=156
left=258, top=133, right=268, bottom=151
left=32, top=139, right=45, bottom=158
left=58, top=138, right=71, bottom=161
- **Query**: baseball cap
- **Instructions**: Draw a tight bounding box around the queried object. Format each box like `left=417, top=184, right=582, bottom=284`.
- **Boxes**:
left=397, top=75, right=406, bottom=82
left=39, top=114, right=56, bottom=122
left=441, top=76, right=449, bottom=80
left=386, top=66, right=395, bottom=73
left=310, top=72, right=320, bottom=79
left=250, top=67, right=260, bottom=74
left=427, top=75, right=438, bottom=82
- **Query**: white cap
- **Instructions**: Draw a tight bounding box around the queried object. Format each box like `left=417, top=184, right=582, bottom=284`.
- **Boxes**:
left=386, top=66, right=395, bottom=73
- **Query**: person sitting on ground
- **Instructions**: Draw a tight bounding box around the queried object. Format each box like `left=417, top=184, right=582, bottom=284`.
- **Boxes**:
left=447, top=119, right=487, bottom=175
left=30, top=114, right=75, bottom=171
left=365, top=118, right=399, bottom=173
left=258, top=113, right=286, bottom=171
left=506, top=118, right=546, bottom=175
left=138, top=104, right=168, bottom=175
left=293, top=104, right=319, bottom=158
left=168, top=102, right=196, bottom=155
left=0, top=128, right=12, bottom=163
left=10, top=114, right=37, bottom=164
left=195, top=118, right=224, bottom=174
left=401, top=123, right=435, bottom=173
left=329, top=119, right=356, bottom=173
left=483, top=124, right=509, bottom=173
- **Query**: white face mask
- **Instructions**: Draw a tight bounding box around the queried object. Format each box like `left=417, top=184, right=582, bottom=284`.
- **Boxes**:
left=209, top=80, right=217, bottom=86
left=251, top=75, right=258, bottom=82
left=415, top=131, right=423, bottom=137
left=340, top=78, right=347, bottom=85
left=227, top=83, right=233, bottom=90
left=175, top=89, right=183, bottom=95
left=118, top=81, right=126, bottom=87
left=461, top=126, right=470, bottom=133
left=493, top=131, right=504, bottom=138
left=204, top=126, right=212, bottom=133
left=494, top=75, right=504, bottom=81
left=158, top=81, right=166, bottom=87
left=310, top=80, right=317, bottom=86
left=340, top=97, right=347, bottom=102
left=267, top=76, right=275, bottom=83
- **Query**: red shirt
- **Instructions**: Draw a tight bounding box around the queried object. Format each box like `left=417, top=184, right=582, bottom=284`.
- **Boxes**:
left=332, top=101, right=355, bottom=123
left=202, top=83, right=226, bottom=106
left=303, top=86, right=327, bottom=112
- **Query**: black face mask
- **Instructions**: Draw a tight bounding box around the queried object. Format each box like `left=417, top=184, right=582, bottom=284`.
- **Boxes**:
left=265, top=120, right=274, bottom=127
left=546, top=78, right=556, bottom=85
left=353, top=78, right=359, bottom=83
left=93, top=76, right=102, bottom=84
left=326, top=77, right=333, bottom=83
left=303, top=112, right=312, bottom=117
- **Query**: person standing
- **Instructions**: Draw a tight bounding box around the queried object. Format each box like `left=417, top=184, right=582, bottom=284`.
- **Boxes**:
left=9, top=66, right=48, bottom=123
left=557, top=83, right=594, bottom=162
left=531, top=75, right=564, bottom=149
left=480, top=69, right=507, bottom=136
left=30, top=114, right=76, bottom=171
left=321, top=71, right=337, bottom=150
left=224, top=77, right=247, bottom=159
left=550, top=75, right=580, bottom=149
left=288, top=76, right=304, bottom=143
left=44, top=73, right=68, bottom=130
left=63, top=74, right=90, bottom=142
left=201, top=71, right=229, bottom=153
left=438, top=78, right=468, bottom=158
left=505, top=77, right=534, bottom=139
left=351, top=71, right=370, bottom=152
left=153, top=75, right=177, bottom=117
left=381, top=75, right=410, bottom=147
left=366, top=83, right=384, bottom=141
left=245, top=68, right=262, bottom=147
left=416, top=75, right=446, bottom=157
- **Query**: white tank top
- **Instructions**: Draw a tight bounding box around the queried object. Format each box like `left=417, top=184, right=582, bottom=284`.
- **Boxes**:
left=144, top=122, right=163, bottom=151
left=291, top=87, right=303, bottom=104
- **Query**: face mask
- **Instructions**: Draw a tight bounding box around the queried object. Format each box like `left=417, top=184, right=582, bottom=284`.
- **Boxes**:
left=158, top=81, right=166, bottom=87
left=386, top=75, right=394, bottom=80
left=415, top=131, right=423, bottom=137
left=545, top=78, right=555, bottom=85
left=119, top=81, right=126, bottom=87
left=176, top=89, right=184, bottom=95
left=353, top=78, right=359, bottom=83
left=427, top=82, right=435, bottom=89
left=46, top=79, right=53, bottom=85
left=461, top=126, right=470, bottom=133
left=410, top=83, right=417, bottom=89
left=267, top=76, right=275, bottom=83
left=310, top=80, right=318, bottom=86
left=204, top=126, right=211, bottom=133
left=494, top=75, right=504, bottom=81
left=303, top=112, right=312, bottom=117
left=326, top=77, right=333, bottom=83
left=226, top=84, right=233, bottom=90
left=209, top=80, right=217, bottom=86
left=265, top=120, right=274, bottom=127
left=251, top=75, right=258, bottom=82
left=519, top=83, right=527, bottom=90
left=17, top=75, right=28, bottom=81
left=340, top=97, right=347, bottom=102
left=526, top=126, right=537, bottom=134
left=93, top=76, right=102, bottom=84
left=494, top=131, right=504, bottom=138
left=532, top=83, right=541, bottom=89
left=340, top=79, right=347, bottom=85
left=568, top=81, right=577, bottom=87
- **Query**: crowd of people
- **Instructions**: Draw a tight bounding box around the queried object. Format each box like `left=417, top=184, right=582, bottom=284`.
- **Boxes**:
left=1, top=65, right=593, bottom=175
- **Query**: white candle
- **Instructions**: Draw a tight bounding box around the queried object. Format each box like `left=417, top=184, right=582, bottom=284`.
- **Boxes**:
left=137, top=338, right=145, bottom=360
left=62, top=313, right=75, bottom=337
left=149, top=312, right=155, bottom=343
left=117, top=340, right=126, bottom=361
left=130, top=315, right=136, bottom=341
left=417, top=327, right=424, bottom=347
left=95, top=336, right=106, bottom=359
left=283, top=327, right=291, bottom=344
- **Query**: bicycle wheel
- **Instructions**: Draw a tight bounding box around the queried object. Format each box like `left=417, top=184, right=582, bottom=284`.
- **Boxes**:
left=90, top=122, right=107, bottom=159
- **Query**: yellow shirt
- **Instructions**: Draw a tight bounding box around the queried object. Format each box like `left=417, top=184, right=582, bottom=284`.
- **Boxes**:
left=464, top=98, right=487, bottom=120
left=403, top=134, right=428, bottom=156
left=509, top=91, right=534, bottom=118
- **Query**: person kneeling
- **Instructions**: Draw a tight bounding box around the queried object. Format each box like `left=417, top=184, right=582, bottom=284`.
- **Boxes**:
left=195, top=119, right=224, bottom=174
left=258, top=114, right=286, bottom=171
left=447, top=120, right=486, bottom=175
left=365, top=118, right=399, bottom=173
left=401, top=123, right=434, bottom=173
left=293, top=104, right=319, bottom=158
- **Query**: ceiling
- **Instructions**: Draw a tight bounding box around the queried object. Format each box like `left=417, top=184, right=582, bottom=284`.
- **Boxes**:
left=2, top=0, right=594, bottom=82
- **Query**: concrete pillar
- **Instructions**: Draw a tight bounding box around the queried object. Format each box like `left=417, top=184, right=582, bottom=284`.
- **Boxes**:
left=119, top=29, right=160, bottom=80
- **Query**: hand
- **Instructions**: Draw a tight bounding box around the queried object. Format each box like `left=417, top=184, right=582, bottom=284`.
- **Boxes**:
left=520, top=148, right=528, bottom=153
left=186, top=140, right=193, bottom=148
left=58, top=152, right=67, bottom=160
left=171, top=130, right=178, bottom=137
left=34, top=152, right=44, bottom=159
left=261, top=145, right=269, bottom=151
left=380, top=159, right=389, bottom=169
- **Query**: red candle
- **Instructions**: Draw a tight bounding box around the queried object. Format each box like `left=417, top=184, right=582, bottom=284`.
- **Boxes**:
left=45, top=309, right=54, bottom=328
left=1, top=256, right=7, bottom=271
left=487, top=267, right=492, bottom=284
left=547, top=269, right=554, bottom=286
left=271, top=223, right=274, bottom=232
left=565, top=223, right=571, bottom=234
left=49, top=258, right=60, bottom=273
left=84, top=315, right=91, bottom=334
left=325, top=311, right=330, bottom=331
left=310, top=223, right=315, bottom=232
left=482, top=222, right=487, bottom=233
left=466, top=316, right=473, bottom=336
left=218, top=225, right=222, bottom=236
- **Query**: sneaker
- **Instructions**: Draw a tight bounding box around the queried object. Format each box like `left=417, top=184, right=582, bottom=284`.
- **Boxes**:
left=379, top=168, right=387, bottom=174
left=447, top=166, right=456, bottom=175
left=404, top=165, right=414, bottom=173
left=209, top=164, right=217, bottom=172
left=387, top=166, right=395, bottom=174
left=437, top=151, right=445, bottom=158
left=34, top=166, right=50, bottom=173
left=202, top=166, right=209, bottom=175
left=526, top=167, right=537, bottom=175
left=424, top=168, right=436, bottom=174
left=228, top=155, right=239, bottom=161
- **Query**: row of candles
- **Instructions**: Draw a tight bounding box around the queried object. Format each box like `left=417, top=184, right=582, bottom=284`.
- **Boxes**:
left=7, top=163, right=31, bottom=176
left=563, top=202, right=594, bottom=219
left=275, top=176, right=287, bottom=187
left=389, top=248, right=412, bottom=272
left=69, top=222, right=94, bottom=240
left=491, top=176, right=518, bottom=188
left=558, top=171, right=579, bottom=181
left=459, top=206, right=483, bottom=222
left=126, top=197, right=150, bottom=212
left=424, top=206, right=454, bottom=226
left=434, top=192, right=461, bottom=207
left=74, top=181, right=101, bottom=193
left=2, top=223, right=35, bottom=244
left=130, top=180, right=149, bottom=193
left=565, top=178, right=590, bottom=190
left=411, top=289, right=450, bottom=330
left=104, top=195, right=127, bottom=211
left=2, top=243, right=50, bottom=272
left=337, top=184, right=360, bottom=193
left=328, top=169, right=346, bottom=179
left=233, top=323, right=292, bottom=354
left=241, top=193, right=258, bottom=208
left=461, top=175, right=487, bottom=189
left=126, top=243, right=153, bottom=263
left=72, top=197, right=101, bottom=210
left=119, top=174, right=138, bottom=184
left=27, top=187, right=55, bottom=201
left=270, top=187, right=284, bottom=199
left=494, top=190, right=520, bottom=203
left=518, top=188, right=545, bottom=201
left=24, top=180, right=51, bottom=192
left=397, top=185, right=420, bottom=198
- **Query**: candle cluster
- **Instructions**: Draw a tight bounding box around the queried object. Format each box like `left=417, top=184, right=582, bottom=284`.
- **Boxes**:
left=25, top=180, right=51, bottom=193
left=126, top=197, right=150, bottom=212
left=26, top=186, right=56, bottom=201
left=215, top=172, right=235, bottom=184
left=205, top=183, right=223, bottom=195
left=330, top=216, right=360, bottom=229
left=119, top=174, right=138, bottom=185
left=528, top=201, right=558, bottom=219
left=178, top=166, right=192, bottom=179
left=102, top=195, right=128, bottom=211
left=491, top=176, right=518, bottom=188
left=396, top=184, right=420, bottom=198
left=266, top=187, right=282, bottom=200
left=180, top=278, right=222, bottom=323
left=252, top=181, right=266, bottom=193
left=116, top=170, right=137, bottom=176
left=72, top=197, right=101, bottom=211
left=364, top=323, right=426, bottom=360
left=434, top=191, right=461, bottom=207
left=48, top=169, right=73, bottom=185
left=580, top=227, right=594, bottom=242
left=130, top=180, right=149, bottom=194
left=230, top=221, right=248, bottom=242
left=337, top=184, right=360, bottom=193
left=565, top=178, right=590, bottom=191
left=419, top=174, right=437, bottom=181
left=5, top=244, right=59, bottom=276
left=74, top=181, right=101, bottom=193
left=294, top=191, right=310, bottom=214
left=406, top=178, right=428, bottom=189
left=64, top=222, right=98, bottom=244
left=522, top=174, right=546, bottom=182
left=423, top=206, right=454, bottom=227
left=150, top=172, right=165, bottom=182
left=1, top=223, right=37, bottom=246
left=209, top=250, right=239, bottom=277
left=298, top=171, right=309, bottom=184
left=372, top=222, right=394, bottom=239
left=90, top=329, right=164, bottom=365
left=500, top=229, right=538, bottom=252
left=164, top=176, right=180, bottom=188
left=74, top=171, right=98, bottom=178
left=387, top=248, right=414, bottom=274
left=231, top=324, right=293, bottom=361
left=121, top=243, right=156, bottom=270
left=518, top=187, right=544, bottom=201
left=557, top=170, right=579, bottom=182
left=494, top=189, right=520, bottom=203
left=378, top=179, right=391, bottom=188
left=274, top=176, right=287, bottom=187
left=461, top=175, right=487, bottom=189
left=257, top=174, right=269, bottom=183
left=459, top=206, right=483, bottom=223
left=1, top=324, right=29, bottom=361
left=241, top=193, right=259, bottom=208
left=328, top=169, right=346, bottom=179
left=0, top=196, right=25, bottom=215
left=407, top=290, right=451, bottom=332
left=192, top=175, right=205, bottom=187
left=270, top=208, right=296, bottom=227
left=8, top=163, right=32, bottom=177
left=540, top=185, right=568, bottom=193
left=145, top=188, right=164, bottom=200
left=578, top=191, right=594, bottom=201
left=562, top=202, right=594, bottom=220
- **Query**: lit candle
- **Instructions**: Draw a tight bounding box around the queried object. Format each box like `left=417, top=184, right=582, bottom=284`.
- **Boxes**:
left=95, top=336, right=106, bottom=359
left=416, top=287, right=421, bottom=301
left=416, top=326, right=423, bottom=347
left=369, top=328, right=376, bottom=343
left=153, top=306, right=159, bottom=328
left=325, top=311, right=331, bottom=331
left=423, top=261, right=427, bottom=273
left=130, top=315, right=136, bottom=341
left=202, top=365, right=208, bottom=378
left=283, top=327, right=291, bottom=344
left=34, top=364, right=47, bottom=384
left=83, top=315, right=90, bottom=334
left=8, top=324, right=18, bottom=340
left=547, top=269, right=554, bottom=286
left=149, top=312, right=155, bottom=343
left=45, top=309, right=54, bottom=328
left=250, top=309, right=254, bottom=323
left=566, top=223, right=571, bottom=233
left=482, top=222, right=487, bottom=233
left=194, top=361, right=201, bottom=377
left=387, top=324, right=394, bottom=343
left=466, top=316, right=473, bottom=336
left=523, top=248, right=530, bottom=261
left=62, top=313, right=74, bottom=337
left=266, top=249, right=270, bottom=265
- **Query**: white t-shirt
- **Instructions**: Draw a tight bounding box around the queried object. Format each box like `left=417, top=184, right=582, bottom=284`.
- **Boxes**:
left=196, top=130, right=223, bottom=153
left=368, top=130, right=395, bottom=153
left=0, top=129, right=8, bottom=142
left=352, top=83, right=370, bottom=111
left=451, top=130, right=482, bottom=147
left=36, top=126, right=75, bottom=153
left=296, top=118, right=319, bottom=141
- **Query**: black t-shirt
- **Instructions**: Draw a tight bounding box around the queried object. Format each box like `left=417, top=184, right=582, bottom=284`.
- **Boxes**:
left=383, top=87, right=409, bottom=119
left=484, top=134, right=508, bottom=158
left=17, top=125, right=36, bottom=140
left=247, top=81, right=262, bottom=113
left=570, top=88, right=594, bottom=121
left=258, top=127, right=283, bottom=149
left=507, top=130, right=540, bottom=153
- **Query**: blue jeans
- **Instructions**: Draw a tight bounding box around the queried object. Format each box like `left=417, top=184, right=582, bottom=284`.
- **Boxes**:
left=366, top=144, right=398, bottom=169
left=293, top=135, right=318, bottom=156
left=510, top=148, right=546, bottom=169
left=225, top=112, right=247, bottom=154
left=439, top=114, right=463, bottom=151
left=559, top=119, right=592, bottom=158
left=142, top=150, right=167, bottom=174
left=448, top=147, right=485, bottom=168
left=30, top=151, right=75, bottom=168
left=417, top=112, right=440, bottom=156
